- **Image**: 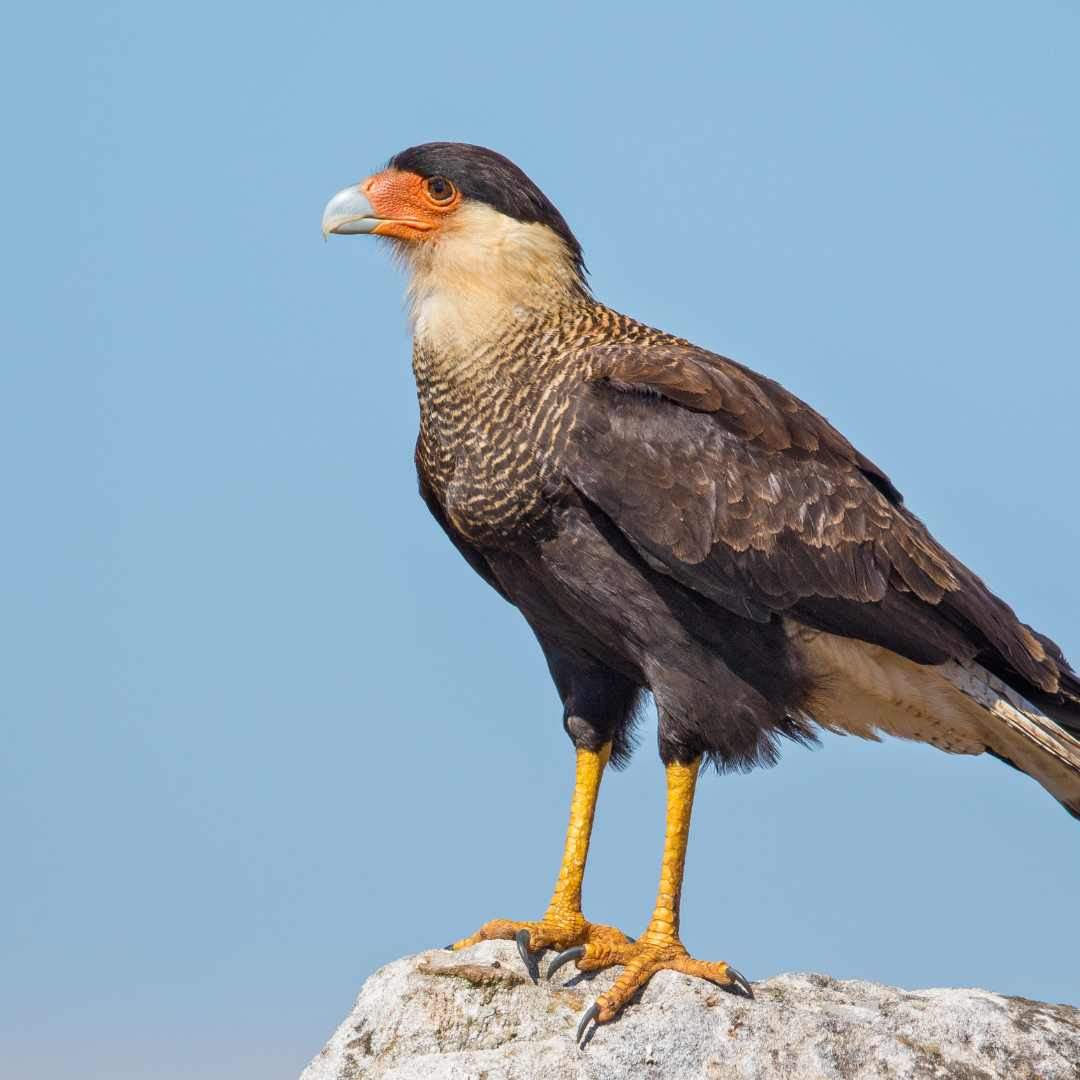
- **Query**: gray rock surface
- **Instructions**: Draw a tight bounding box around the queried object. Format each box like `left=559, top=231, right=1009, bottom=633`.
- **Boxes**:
left=301, top=940, right=1080, bottom=1079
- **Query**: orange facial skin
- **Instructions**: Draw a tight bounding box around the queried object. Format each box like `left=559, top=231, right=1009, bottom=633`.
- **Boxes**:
left=361, top=169, right=462, bottom=241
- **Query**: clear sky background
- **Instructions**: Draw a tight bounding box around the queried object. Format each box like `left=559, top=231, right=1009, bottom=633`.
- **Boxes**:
left=4, top=3, right=1079, bottom=1078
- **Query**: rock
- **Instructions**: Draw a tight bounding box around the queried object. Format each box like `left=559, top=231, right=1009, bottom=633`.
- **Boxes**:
left=301, top=940, right=1080, bottom=1079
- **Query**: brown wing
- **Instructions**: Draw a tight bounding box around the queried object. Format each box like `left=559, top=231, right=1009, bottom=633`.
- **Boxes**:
left=563, top=341, right=1077, bottom=706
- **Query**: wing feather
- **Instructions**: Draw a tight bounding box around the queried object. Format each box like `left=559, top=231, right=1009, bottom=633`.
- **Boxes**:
left=564, top=340, right=1074, bottom=706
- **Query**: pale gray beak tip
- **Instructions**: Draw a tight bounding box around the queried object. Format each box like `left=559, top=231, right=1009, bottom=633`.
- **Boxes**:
left=322, top=185, right=380, bottom=237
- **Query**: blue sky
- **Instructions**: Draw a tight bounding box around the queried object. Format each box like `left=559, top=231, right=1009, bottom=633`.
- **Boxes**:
left=4, top=3, right=1079, bottom=1077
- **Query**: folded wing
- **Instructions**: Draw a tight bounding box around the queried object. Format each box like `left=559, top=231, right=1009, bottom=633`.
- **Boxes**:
left=562, top=341, right=1080, bottom=814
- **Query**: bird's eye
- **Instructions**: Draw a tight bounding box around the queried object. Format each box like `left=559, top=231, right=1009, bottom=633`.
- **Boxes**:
left=424, top=176, right=456, bottom=204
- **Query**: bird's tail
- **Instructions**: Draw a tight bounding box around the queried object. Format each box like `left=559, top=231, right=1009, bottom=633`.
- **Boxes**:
left=791, top=624, right=1080, bottom=819
left=940, top=660, right=1080, bottom=820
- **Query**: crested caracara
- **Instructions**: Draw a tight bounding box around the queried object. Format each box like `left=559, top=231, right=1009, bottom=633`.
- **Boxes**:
left=322, top=143, right=1080, bottom=1041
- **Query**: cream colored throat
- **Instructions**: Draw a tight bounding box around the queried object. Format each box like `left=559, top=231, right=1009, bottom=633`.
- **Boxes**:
left=403, top=203, right=581, bottom=354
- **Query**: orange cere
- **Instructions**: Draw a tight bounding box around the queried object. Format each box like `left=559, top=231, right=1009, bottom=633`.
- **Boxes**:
left=362, top=169, right=461, bottom=241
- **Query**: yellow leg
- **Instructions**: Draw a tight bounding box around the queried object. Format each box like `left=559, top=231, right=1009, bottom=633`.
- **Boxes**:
left=571, top=757, right=751, bottom=1038
left=542, top=740, right=610, bottom=931
left=450, top=742, right=631, bottom=956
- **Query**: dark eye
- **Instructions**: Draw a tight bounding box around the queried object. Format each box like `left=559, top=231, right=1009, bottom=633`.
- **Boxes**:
left=424, top=176, right=455, bottom=203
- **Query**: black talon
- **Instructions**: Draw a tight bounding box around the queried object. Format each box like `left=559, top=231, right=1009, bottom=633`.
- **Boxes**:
left=546, top=945, right=585, bottom=981
left=514, top=928, right=537, bottom=981
left=514, top=928, right=532, bottom=964
left=726, top=965, right=754, bottom=999
left=575, top=1002, right=599, bottom=1046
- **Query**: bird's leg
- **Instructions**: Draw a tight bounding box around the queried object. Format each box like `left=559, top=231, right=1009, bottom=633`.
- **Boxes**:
left=448, top=741, right=632, bottom=970
left=559, top=757, right=752, bottom=1043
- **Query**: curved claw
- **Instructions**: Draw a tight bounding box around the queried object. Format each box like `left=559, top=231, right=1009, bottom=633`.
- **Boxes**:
left=575, top=1001, right=599, bottom=1046
left=726, top=965, right=754, bottom=999
left=514, top=928, right=533, bottom=969
left=546, top=945, right=585, bottom=981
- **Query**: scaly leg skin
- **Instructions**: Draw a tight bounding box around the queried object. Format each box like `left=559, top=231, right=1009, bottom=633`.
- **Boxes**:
left=448, top=742, right=632, bottom=975
left=551, top=757, right=753, bottom=1044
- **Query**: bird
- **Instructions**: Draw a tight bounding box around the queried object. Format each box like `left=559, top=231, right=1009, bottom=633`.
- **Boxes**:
left=322, top=142, right=1080, bottom=1042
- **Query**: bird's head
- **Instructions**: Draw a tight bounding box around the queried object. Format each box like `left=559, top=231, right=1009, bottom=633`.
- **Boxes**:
left=323, top=143, right=588, bottom=335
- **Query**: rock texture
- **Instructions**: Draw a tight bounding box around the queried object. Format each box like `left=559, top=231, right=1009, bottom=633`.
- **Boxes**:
left=301, top=940, right=1080, bottom=1079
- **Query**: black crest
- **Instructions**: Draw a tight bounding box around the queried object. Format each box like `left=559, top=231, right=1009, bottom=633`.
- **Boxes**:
left=388, top=142, right=586, bottom=277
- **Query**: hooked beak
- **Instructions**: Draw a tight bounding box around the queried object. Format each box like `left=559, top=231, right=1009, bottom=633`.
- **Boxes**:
left=321, top=185, right=382, bottom=238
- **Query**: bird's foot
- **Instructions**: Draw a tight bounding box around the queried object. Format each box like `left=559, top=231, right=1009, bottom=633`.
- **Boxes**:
left=553, top=932, right=752, bottom=1044
left=447, top=912, right=632, bottom=982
